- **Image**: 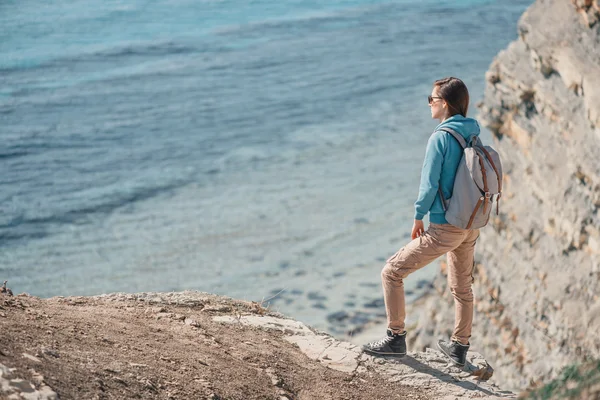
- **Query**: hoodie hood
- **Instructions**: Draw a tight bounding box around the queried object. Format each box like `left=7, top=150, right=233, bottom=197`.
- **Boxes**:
left=434, top=114, right=480, bottom=140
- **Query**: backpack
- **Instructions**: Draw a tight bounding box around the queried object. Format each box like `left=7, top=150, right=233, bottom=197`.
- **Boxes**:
left=437, top=128, right=503, bottom=230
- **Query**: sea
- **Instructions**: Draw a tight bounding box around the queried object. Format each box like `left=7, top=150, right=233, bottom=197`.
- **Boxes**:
left=1, top=0, right=530, bottom=334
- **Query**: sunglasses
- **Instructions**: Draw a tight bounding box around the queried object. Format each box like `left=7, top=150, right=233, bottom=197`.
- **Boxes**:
left=428, top=95, right=443, bottom=105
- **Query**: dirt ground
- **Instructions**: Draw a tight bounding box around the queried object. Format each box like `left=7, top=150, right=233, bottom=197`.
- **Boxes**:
left=0, top=290, right=432, bottom=400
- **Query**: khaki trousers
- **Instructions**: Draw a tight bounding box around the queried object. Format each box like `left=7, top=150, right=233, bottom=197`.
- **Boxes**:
left=382, top=223, right=480, bottom=345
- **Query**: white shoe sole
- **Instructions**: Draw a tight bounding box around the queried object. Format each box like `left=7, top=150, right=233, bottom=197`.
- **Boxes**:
left=362, top=348, right=406, bottom=357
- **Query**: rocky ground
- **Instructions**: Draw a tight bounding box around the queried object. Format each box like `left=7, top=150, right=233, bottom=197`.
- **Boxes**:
left=0, top=288, right=514, bottom=400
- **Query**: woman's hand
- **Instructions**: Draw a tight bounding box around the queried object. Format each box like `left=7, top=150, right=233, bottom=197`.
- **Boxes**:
left=411, top=220, right=425, bottom=240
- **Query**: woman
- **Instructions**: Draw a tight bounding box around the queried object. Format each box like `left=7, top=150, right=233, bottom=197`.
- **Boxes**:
left=362, top=77, right=480, bottom=367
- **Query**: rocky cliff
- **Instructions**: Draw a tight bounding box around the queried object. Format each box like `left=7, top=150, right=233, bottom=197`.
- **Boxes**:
left=409, top=0, right=600, bottom=391
left=1, top=290, right=515, bottom=399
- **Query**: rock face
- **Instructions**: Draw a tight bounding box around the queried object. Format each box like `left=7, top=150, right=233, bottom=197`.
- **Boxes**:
left=409, top=0, right=600, bottom=391
left=215, top=314, right=515, bottom=399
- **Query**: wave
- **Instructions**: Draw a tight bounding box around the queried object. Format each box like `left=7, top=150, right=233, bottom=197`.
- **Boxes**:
left=213, top=8, right=359, bottom=37
left=0, top=179, right=190, bottom=246
left=0, top=40, right=217, bottom=74
left=0, top=150, right=30, bottom=160
left=88, top=41, right=200, bottom=59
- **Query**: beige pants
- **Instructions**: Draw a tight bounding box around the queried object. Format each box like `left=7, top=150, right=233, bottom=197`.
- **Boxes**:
left=382, top=223, right=480, bottom=345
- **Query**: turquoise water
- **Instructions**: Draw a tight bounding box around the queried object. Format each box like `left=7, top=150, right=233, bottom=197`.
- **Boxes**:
left=1, top=0, right=530, bottom=333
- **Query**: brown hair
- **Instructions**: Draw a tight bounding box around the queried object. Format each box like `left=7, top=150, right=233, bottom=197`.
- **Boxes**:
left=433, top=77, right=469, bottom=117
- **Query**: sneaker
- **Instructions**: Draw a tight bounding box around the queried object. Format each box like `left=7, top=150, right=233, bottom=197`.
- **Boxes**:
left=437, top=339, right=470, bottom=367
left=362, top=329, right=406, bottom=357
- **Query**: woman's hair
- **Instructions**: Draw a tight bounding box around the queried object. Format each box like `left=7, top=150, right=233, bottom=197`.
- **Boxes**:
left=433, top=77, right=469, bottom=117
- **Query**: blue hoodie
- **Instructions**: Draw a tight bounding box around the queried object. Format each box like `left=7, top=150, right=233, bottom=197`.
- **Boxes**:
left=414, top=114, right=481, bottom=224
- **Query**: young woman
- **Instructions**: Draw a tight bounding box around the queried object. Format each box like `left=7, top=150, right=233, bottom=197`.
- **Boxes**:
left=362, top=77, right=481, bottom=367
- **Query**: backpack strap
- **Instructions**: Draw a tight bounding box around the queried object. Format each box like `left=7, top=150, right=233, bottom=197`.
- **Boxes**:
left=438, top=128, right=467, bottom=212
left=473, top=146, right=490, bottom=214
left=436, top=128, right=466, bottom=211
left=469, top=135, right=480, bottom=148
left=477, top=145, right=503, bottom=215
left=438, top=128, right=467, bottom=149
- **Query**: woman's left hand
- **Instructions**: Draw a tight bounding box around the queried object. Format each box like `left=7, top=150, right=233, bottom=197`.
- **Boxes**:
left=411, top=220, right=425, bottom=240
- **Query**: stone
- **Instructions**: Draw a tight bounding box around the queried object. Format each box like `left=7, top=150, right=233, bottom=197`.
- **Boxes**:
left=22, top=354, right=41, bottom=363
left=41, top=348, right=59, bottom=358
left=326, top=311, right=349, bottom=322
left=203, top=305, right=231, bottom=313
left=264, top=367, right=282, bottom=387
left=30, top=372, right=44, bottom=385
left=129, top=363, right=148, bottom=368
left=213, top=315, right=313, bottom=336
left=363, top=299, right=385, bottom=309
left=307, top=292, right=327, bottom=301
left=184, top=318, right=201, bottom=328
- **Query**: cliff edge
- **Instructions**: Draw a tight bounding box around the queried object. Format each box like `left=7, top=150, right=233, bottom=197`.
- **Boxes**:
left=0, top=290, right=514, bottom=399
left=408, top=0, right=600, bottom=391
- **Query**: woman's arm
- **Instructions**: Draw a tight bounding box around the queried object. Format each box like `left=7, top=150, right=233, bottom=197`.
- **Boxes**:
left=414, top=131, right=446, bottom=221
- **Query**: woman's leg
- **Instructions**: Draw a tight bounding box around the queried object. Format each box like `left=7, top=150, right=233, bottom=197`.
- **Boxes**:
left=446, top=228, right=480, bottom=345
left=382, top=224, right=468, bottom=334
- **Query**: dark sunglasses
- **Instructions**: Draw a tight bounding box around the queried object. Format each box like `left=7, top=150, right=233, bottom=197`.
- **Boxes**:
left=428, top=95, right=443, bottom=104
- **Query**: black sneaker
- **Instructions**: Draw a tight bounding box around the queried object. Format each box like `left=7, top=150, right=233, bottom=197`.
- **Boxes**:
left=437, top=339, right=470, bottom=367
left=362, top=330, right=406, bottom=357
